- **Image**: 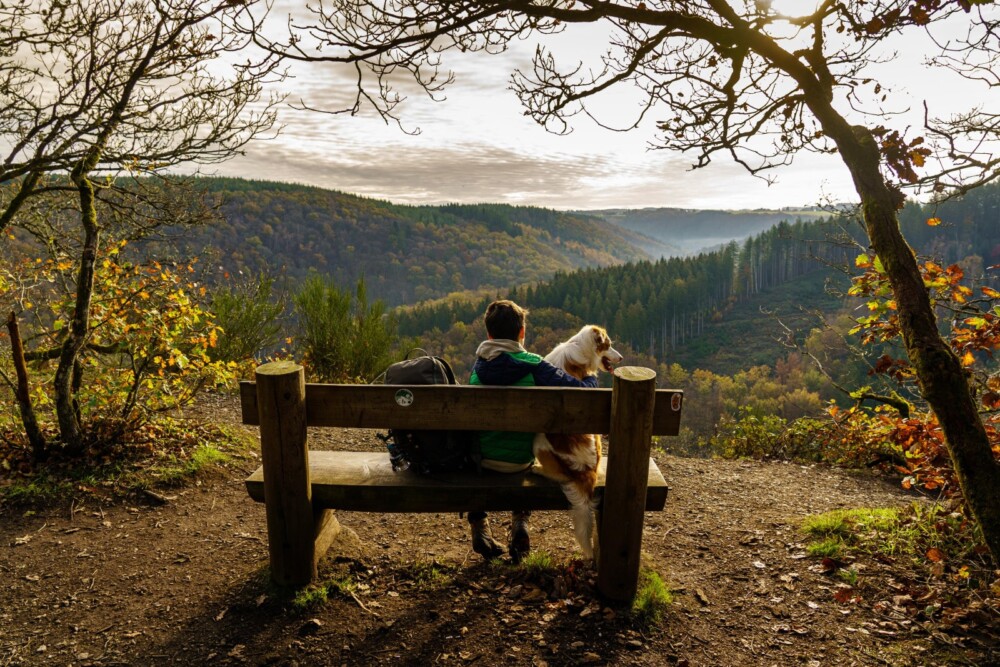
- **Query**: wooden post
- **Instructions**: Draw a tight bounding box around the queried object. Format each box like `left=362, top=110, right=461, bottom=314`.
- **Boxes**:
left=256, top=361, right=315, bottom=586
left=598, top=366, right=657, bottom=602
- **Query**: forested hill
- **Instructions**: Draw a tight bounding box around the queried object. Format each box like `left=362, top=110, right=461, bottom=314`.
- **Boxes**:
left=398, top=217, right=856, bottom=372
left=400, top=182, right=1000, bottom=376
left=586, top=207, right=828, bottom=256
left=170, top=178, right=661, bottom=305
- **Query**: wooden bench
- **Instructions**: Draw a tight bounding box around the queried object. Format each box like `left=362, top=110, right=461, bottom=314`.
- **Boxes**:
left=240, top=362, right=683, bottom=602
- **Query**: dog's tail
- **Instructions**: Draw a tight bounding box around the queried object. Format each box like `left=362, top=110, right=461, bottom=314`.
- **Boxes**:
left=562, top=481, right=597, bottom=560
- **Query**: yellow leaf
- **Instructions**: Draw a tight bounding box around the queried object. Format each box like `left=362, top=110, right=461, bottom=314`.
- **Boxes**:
left=927, top=217, right=942, bottom=226
left=961, top=351, right=975, bottom=367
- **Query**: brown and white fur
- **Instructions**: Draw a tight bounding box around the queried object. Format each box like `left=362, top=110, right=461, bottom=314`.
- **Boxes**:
left=531, top=325, right=623, bottom=559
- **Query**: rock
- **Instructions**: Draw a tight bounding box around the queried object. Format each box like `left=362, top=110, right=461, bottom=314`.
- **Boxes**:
left=298, top=619, right=323, bottom=636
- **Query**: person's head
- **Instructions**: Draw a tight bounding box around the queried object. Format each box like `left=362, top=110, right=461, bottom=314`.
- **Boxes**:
left=484, top=299, right=528, bottom=341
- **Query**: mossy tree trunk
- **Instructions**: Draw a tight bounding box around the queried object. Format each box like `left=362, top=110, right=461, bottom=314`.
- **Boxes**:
left=53, top=162, right=102, bottom=452
left=6, top=311, right=47, bottom=458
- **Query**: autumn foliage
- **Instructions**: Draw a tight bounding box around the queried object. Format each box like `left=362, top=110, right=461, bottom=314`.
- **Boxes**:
left=836, top=238, right=1000, bottom=502
left=0, top=245, right=234, bottom=454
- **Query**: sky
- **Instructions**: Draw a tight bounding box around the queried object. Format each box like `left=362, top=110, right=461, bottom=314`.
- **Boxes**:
left=217, top=3, right=995, bottom=212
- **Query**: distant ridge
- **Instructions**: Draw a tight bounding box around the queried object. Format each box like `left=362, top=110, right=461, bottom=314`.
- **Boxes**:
left=152, top=178, right=656, bottom=305
left=585, top=207, right=827, bottom=256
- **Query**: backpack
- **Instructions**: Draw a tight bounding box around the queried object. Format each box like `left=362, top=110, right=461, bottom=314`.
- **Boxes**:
left=377, top=350, right=476, bottom=474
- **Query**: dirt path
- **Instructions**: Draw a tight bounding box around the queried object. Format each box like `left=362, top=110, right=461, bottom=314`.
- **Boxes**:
left=1, top=398, right=996, bottom=666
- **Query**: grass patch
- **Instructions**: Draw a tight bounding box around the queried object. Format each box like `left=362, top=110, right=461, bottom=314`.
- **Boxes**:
left=290, top=576, right=358, bottom=611
left=145, top=443, right=229, bottom=486
left=802, top=508, right=900, bottom=558
left=807, top=537, right=844, bottom=558
left=631, top=568, right=672, bottom=628
left=802, top=508, right=899, bottom=542
left=838, top=567, right=859, bottom=586
left=1, top=463, right=129, bottom=504
left=512, top=550, right=558, bottom=577
left=802, top=508, right=900, bottom=562
left=291, top=584, right=330, bottom=610
left=1, top=476, right=76, bottom=504
left=404, top=559, right=453, bottom=589
left=801, top=504, right=991, bottom=568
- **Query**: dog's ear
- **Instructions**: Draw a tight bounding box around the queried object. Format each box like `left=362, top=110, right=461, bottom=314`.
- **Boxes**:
left=590, top=325, right=611, bottom=353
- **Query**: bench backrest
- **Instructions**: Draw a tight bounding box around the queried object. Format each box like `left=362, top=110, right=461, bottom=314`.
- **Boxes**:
left=239, top=382, right=683, bottom=434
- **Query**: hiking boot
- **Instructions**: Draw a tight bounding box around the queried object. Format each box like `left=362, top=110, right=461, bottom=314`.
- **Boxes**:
left=508, top=510, right=531, bottom=564
left=469, top=515, right=504, bottom=560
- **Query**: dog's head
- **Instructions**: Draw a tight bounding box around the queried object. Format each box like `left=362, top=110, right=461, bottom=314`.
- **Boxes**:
left=579, top=325, right=623, bottom=374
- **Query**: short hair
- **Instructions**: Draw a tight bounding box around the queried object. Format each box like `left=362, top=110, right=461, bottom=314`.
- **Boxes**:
left=484, top=299, right=528, bottom=340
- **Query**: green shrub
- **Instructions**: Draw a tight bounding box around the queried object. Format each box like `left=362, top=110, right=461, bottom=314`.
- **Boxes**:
left=209, top=271, right=285, bottom=363
left=293, top=275, right=397, bottom=382
left=706, top=408, right=830, bottom=461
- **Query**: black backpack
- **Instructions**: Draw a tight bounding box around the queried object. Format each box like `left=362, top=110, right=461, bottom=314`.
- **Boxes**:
left=377, top=350, right=476, bottom=474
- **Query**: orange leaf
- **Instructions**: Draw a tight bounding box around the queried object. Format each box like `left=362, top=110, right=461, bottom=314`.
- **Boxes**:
left=833, top=586, right=855, bottom=603
left=926, top=547, right=946, bottom=563
left=961, top=351, right=975, bottom=367
left=927, top=217, right=942, bottom=226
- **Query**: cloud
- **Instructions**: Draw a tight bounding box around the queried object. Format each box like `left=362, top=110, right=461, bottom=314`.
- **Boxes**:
left=227, top=4, right=863, bottom=210
left=218, top=1, right=991, bottom=211
left=221, top=116, right=860, bottom=210
left=224, top=140, right=653, bottom=206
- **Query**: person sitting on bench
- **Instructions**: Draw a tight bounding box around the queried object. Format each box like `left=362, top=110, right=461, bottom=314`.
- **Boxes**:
left=467, top=299, right=597, bottom=563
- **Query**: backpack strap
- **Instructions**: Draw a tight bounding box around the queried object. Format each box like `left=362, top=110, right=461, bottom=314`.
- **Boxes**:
left=433, top=356, right=458, bottom=385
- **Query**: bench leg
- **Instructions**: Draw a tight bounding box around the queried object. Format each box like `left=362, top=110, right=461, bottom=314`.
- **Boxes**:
left=598, top=367, right=656, bottom=602
left=256, top=361, right=315, bottom=587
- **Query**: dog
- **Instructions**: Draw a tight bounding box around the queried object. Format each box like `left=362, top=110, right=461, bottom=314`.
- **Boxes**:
left=531, top=325, right=623, bottom=559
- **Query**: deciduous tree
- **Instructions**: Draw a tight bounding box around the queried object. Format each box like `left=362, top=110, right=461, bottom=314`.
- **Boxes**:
left=0, top=0, right=280, bottom=451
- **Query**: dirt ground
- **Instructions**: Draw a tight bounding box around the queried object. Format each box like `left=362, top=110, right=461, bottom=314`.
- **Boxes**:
left=1, top=394, right=997, bottom=667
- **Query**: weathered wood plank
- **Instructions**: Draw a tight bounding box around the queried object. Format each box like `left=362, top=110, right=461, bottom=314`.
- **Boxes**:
left=239, top=381, right=683, bottom=436
left=245, top=451, right=668, bottom=513
left=599, top=366, right=658, bottom=602
left=255, top=362, right=315, bottom=587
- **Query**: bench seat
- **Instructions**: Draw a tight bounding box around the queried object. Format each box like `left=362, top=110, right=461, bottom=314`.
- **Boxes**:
left=245, top=451, right=668, bottom=513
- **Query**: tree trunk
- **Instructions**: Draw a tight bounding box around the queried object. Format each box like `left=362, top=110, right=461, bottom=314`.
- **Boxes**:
left=54, top=170, right=101, bottom=451
left=821, top=116, right=1000, bottom=563
left=6, top=311, right=47, bottom=459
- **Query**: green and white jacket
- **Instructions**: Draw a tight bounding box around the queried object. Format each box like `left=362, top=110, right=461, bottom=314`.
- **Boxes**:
left=469, top=339, right=598, bottom=469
